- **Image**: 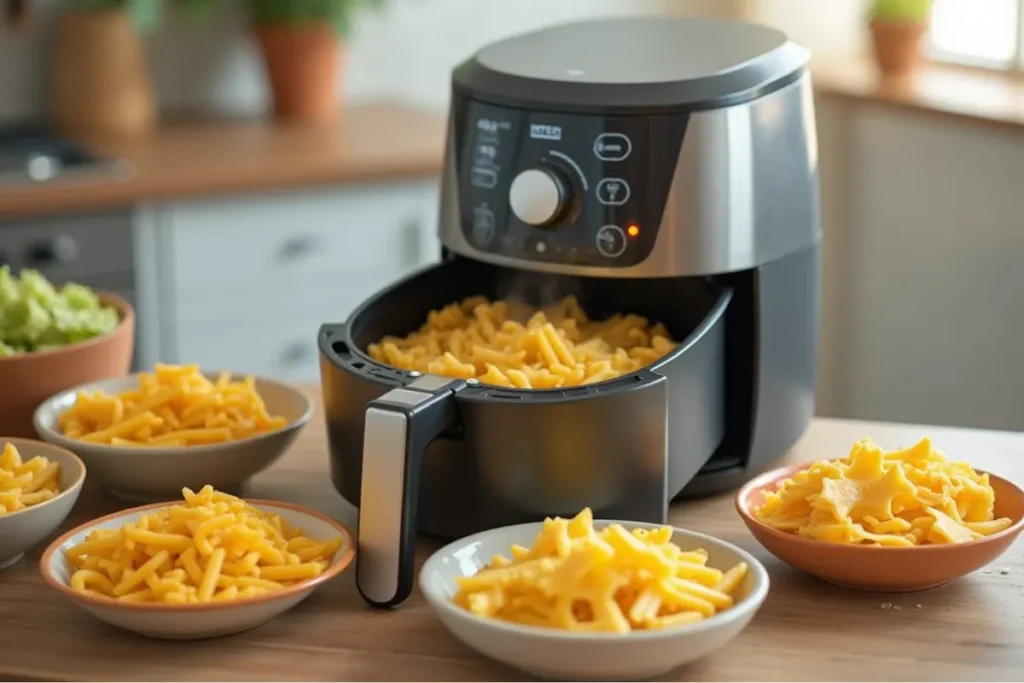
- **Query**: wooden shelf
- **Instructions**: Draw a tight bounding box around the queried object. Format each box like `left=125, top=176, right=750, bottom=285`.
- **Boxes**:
left=813, top=57, right=1024, bottom=133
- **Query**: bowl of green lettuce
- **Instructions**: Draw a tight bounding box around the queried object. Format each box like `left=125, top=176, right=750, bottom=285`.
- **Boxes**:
left=0, top=267, right=122, bottom=357
left=0, top=267, right=134, bottom=437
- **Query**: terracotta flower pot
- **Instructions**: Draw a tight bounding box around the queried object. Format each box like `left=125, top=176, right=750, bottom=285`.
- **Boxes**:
left=0, top=294, right=134, bottom=438
left=254, top=23, right=344, bottom=124
left=870, top=20, right=928, bottom=77
left=51, top=9, right=157, bottom=139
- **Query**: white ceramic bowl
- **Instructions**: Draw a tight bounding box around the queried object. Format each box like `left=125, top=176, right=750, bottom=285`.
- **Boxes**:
left=40, top=499, right=355, bottom=640
left=32, top=371, right=313, bottom=502
left=420, top=520, right=770, bottom=681
left=0, top=438, right=86, bottom=570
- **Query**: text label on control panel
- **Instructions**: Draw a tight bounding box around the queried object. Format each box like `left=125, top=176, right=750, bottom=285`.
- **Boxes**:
left=597, top=178, right=630, bottom=206
left=594, top=133, right=632, bottom=162
left=596, top=225, right=628, bottom=258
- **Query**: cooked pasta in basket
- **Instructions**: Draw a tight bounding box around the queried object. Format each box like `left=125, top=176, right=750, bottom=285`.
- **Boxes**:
left=367, top=295, right=677, bottom=389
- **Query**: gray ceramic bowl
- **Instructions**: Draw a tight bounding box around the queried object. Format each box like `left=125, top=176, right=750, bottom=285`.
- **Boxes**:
left=33, top=372, right=312, bottom=502
left=420, top=520, right=770, bottom=681
left=0, top=437, right=86, bottom=570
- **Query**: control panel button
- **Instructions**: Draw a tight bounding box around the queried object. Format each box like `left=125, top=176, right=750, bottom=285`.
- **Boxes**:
left=509, top=167, right=569, bottom=227
left=596, top=225, right=628, bottom=258
left=471, top=167, right=498, bottom=189
left=472, top=206, right=495, bottom=245
left=596, top=178, right=630, bottom=205
left=594, top=133, right=632, bottom=162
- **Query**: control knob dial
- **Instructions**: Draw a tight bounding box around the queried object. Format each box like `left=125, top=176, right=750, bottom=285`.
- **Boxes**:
left=508, top=166, right=570, bottom=228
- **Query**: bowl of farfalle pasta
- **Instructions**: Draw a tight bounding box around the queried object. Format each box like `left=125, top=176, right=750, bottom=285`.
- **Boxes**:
left=735, top=437, right=1024, bottom=592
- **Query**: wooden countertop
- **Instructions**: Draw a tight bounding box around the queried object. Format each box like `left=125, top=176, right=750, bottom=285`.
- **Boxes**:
left=1, top=395, right=1022, bottom=681
left=0, top=103, right=446, bottom=221
left=813, top=57, right=1024, bottom=134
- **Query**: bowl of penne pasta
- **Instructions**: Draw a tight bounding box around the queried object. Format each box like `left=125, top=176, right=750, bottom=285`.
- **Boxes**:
left=419, top=509, right=770, bottom=681
left=0, top=438, right=86, bottom=571
left=31, top=364, right=312, bottom=502
left=39, top=485, right=355, bottom=639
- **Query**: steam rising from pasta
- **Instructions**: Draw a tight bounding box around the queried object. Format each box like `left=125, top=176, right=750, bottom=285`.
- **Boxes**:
left=367, top=295, right=677, bottom=389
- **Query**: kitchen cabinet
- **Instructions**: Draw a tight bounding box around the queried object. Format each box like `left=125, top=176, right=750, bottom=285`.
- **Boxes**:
left=140, top=179, right=441, bottom=382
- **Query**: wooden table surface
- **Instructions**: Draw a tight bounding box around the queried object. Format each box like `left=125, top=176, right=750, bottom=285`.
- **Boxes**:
left=1, top=390, right=1022, bottom=682
left=0, top=103, right=446, bottom=221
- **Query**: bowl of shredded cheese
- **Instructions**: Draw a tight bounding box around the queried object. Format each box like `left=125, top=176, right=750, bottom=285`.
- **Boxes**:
left=419, top=509, right=769, bottom=681
left=32, top=364, right=312, bottom=502
left=39, top=485, right=354, bottom=639
left=736, top=437, right=1024, bottom=592
left=0, top=438, right=85, bottom=570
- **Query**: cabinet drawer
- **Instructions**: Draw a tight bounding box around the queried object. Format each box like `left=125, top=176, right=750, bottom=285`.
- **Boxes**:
left=176, top=316, right=323, bottom=384
left=167, top=181, right=439, bottom=294
left=172, top=266, right=416, bottom=333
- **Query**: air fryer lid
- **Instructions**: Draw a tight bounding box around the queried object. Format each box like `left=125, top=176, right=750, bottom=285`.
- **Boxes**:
left=452, top=17, right=810, bottom=112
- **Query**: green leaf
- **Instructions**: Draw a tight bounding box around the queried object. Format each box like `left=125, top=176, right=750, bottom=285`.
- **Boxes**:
left=868, top=0, right=933, bottom=23
left=245, top=0, right=389, bottom=37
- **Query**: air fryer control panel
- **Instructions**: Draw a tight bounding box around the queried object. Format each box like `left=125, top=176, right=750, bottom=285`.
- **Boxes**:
left=455, top=98, right=687, bottom=268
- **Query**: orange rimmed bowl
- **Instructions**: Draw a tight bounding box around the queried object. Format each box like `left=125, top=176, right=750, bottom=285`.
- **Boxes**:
left=39, top=499, right=355, bottom=640
left=0, top=292, right=134, bottom=438
left=736, top=464, right=1024, bottom=592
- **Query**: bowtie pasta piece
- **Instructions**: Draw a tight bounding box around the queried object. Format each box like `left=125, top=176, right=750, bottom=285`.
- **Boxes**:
left=754, top=437, right=1014, bottom=546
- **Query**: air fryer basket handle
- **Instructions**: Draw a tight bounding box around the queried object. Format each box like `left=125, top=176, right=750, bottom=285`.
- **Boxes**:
left=356, top=374, right=463, bottom=609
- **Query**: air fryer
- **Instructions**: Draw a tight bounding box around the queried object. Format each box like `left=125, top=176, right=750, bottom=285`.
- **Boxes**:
left=318, top=16, right=821, bottom=608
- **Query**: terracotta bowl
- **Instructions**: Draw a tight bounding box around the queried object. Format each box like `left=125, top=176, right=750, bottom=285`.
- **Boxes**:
left=40, top=499, right=355, bottom=639
left=0, top=292, right=134, bottom=438
left=736, top=464, right=1024, bottom=592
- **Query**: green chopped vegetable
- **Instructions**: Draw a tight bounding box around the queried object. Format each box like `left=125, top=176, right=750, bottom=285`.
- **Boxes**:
left=0, top=266, right=121, bottom=356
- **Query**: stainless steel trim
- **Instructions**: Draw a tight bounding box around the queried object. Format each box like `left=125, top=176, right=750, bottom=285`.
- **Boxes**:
left=355, top=373, right=458, bottom=605
left=357, top=407, right=410, bottom=605
left=439, top=75, right=820, bottom=277
left=407, top=374, right=460, bottom=392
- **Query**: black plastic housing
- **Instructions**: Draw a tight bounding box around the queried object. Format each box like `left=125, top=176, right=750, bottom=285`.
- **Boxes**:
left=319, top=256, right=729, bottom=539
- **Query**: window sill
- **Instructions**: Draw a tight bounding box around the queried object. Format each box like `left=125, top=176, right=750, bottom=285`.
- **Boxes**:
left=812, top=57, right=1024, bottom=133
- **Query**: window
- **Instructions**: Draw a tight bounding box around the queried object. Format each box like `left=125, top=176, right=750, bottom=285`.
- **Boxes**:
left=929, top=0, right=1024, bottom=69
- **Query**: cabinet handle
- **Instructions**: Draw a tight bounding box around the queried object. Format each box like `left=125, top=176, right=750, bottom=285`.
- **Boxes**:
left=278, top=235, right=323, bottom=261
left=28, top=235, right=79, bottom=266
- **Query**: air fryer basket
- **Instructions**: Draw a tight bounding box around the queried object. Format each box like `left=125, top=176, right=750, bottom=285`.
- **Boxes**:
left=319, top=255, right=730, bottom=607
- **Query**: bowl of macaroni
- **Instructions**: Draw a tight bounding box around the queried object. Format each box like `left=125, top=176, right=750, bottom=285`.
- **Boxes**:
left=39, top=485, right=354, bottom=639
left=735, top=437, right=1024, bottom=591
left=419, top=509, right=769, bottom=681
left=32, top=364, right=313, bottom=502
left=0, top=438, right=86, bottom=570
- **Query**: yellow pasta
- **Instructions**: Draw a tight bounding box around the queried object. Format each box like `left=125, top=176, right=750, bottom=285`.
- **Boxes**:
left=754, top=437, right=1014, bottom=546
left=368, top=295, right=677, bottom=389
left=65, top=485, right=345, bottom=605
left=0, top=442, right=61, bottom=516
left=58, top=364, right=288, bottom=447
left=452, top=508, right=748, bottom=633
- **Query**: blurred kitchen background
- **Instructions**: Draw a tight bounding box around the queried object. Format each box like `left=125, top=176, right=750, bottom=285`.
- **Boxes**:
left=0, top=0, right=1020, bottom=432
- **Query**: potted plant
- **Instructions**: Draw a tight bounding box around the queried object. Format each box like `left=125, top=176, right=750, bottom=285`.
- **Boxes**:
left=245, top=0, right=386, bottom=124
left=868, top=0, right=934, bottom=77
left=51, top=0, right=165, bottom=139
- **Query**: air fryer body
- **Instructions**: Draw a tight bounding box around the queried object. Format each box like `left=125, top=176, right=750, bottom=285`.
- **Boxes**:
left=320, top=17, right=820, bottom=547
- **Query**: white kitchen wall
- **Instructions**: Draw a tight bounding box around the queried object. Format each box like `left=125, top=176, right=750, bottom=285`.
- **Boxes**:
left=754, top=0, right=1024, bottom=432
left=0, top=0, right=736, bottom=121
